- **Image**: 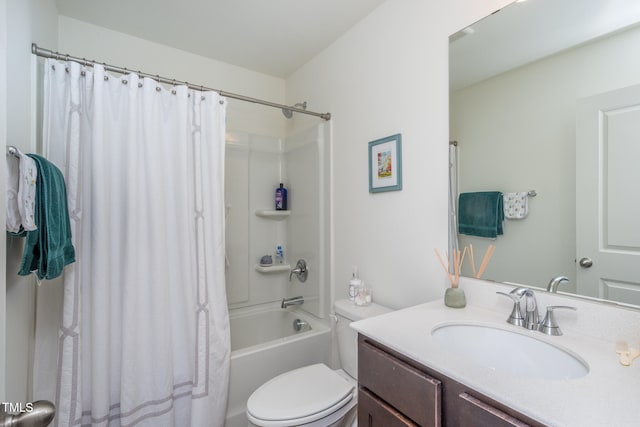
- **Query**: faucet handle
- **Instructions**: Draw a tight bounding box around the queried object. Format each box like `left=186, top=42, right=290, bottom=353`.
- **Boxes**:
left=497, top=291, right=523, bottom=302
left=289, top=259, right=308, bottom=282
left=496, top=292, right=525, bottom=327
left=538, top=305, right=577, bottom=336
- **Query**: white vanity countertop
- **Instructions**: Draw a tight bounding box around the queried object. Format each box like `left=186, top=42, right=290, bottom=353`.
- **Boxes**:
left=350, top=283, right=640, bottom=427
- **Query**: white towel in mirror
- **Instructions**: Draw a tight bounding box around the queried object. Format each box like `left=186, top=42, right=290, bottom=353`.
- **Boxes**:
left=503, top=192, right=529, bottom=219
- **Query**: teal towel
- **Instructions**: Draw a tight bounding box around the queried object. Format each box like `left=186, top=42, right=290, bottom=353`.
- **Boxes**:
left=18, top=154, right=75, bottom=280
left=458, top=191, right=504, bottom=238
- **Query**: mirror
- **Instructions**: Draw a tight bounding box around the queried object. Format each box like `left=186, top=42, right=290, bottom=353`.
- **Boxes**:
left=449, top=0, right=640, bottom=306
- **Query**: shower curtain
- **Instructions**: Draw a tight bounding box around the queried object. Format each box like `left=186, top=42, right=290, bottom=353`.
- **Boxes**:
left=36, top=58, right=230, bottom=427
left=448, top=143, right=459, bottom=270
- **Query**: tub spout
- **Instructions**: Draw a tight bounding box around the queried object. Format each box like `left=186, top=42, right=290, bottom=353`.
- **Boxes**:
left=281, top=296, right=304, bottom=308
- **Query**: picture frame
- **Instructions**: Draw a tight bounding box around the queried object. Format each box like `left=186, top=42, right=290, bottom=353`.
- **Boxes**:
left=368, top=133, right=402, bottom=193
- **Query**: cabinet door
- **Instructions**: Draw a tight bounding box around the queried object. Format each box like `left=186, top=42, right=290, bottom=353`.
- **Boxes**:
left=358, top=387, right=418, bottom=427
left=458, top=393, right=532, bottom=427
left=359, top=338, right=441, bottom=426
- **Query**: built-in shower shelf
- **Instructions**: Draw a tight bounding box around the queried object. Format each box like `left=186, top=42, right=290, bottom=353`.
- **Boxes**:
left=254, top=264, right=291, bottom=273
left=255, top=209, right=291, bottom=220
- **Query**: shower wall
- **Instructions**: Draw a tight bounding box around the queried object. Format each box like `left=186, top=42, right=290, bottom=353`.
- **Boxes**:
left=225, top=124, right=327, bottom=318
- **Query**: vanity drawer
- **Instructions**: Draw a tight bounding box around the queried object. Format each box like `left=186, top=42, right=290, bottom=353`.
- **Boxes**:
left=457, top=392, right=532, bottom=427
left=359, top=337, right=441, bottom=426
left=358, top=387, right=418, bottom=427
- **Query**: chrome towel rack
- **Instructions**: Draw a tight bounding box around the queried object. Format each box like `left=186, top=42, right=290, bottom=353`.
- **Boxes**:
left=7, top=145, right=19, bottom=158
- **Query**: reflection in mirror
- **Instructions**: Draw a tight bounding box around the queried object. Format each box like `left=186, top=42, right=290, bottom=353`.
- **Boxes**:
left=449, top=0, right=640, bottom=307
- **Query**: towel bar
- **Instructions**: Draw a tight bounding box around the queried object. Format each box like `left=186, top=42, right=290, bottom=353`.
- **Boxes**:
left=7, top=145, right=19, bottom=158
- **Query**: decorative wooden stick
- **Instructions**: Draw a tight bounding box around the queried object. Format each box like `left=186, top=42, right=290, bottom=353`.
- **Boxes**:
left=475, top=244, right=496, bottom=279
left=469, top=244, right=476, bottom=278
left=434, top=247, right=467, bottom=288
left=434, top=249, right=455, bottom=287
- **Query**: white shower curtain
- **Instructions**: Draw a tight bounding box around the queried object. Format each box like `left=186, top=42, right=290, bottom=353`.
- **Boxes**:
left=37, top=58, right=230, bottom=427
left=448, top=143, right=459, bottom=270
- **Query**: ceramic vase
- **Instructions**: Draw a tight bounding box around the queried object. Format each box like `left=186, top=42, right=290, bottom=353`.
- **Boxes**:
left=444, top=287, right=466, bottom=308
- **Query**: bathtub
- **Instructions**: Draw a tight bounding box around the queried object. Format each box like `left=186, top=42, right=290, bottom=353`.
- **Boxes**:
left=224, top=303, right=331, bottom=427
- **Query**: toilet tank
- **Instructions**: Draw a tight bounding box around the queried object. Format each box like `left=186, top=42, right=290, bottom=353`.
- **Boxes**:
left=334, top=299, right=392, bottom=379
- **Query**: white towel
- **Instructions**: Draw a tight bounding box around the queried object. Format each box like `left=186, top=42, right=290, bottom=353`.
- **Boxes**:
left=6, top=148, right=38, bottom=232
left=503, top=192, right=529, bottom=219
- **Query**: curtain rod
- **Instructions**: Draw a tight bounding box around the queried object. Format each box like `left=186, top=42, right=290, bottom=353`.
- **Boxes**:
left=31, top=43, right=331, bottom=121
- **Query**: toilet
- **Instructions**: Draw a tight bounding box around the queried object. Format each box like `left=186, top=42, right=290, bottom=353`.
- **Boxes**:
left=246, top=299, right=391, bottom=427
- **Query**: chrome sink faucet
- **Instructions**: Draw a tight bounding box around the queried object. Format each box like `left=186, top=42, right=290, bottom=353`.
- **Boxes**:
left=281, top=296, right=304, bottom=308
left=511, top=287, right=540, bottom=330
left=498, top=287, right=577, bottom=335
left=497, top=287, right=539, bottom=330
left=522, top=289, right=540, bottom=330
left=547, top=276, right=569, bottom=293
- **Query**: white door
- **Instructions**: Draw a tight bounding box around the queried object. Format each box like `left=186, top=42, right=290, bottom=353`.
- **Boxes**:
left=576, top=84, right=640, bottom=305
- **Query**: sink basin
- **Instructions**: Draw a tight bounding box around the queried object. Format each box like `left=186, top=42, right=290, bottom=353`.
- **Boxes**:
left=431, top=323, right=589, bottom=380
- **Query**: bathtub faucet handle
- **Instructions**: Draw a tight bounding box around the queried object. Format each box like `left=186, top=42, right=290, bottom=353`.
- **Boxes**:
left=289, top=259, right=308, bottom=282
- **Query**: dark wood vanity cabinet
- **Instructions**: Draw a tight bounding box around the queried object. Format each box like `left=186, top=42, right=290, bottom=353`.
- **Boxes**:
left=357, top=335, right=546, bottom=427
left=358, top=335, right=440, bottom=426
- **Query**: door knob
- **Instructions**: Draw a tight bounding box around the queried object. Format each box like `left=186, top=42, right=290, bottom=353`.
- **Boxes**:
left=578, top=257, right=593, bottom=268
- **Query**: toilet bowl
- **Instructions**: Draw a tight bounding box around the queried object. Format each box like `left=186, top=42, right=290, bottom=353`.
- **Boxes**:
left=247, top=364, right=357, bottom=427
left=246, top=299, right=391, bottom=427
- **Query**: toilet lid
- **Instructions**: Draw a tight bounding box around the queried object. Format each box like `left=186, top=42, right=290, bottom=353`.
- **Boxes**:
left=247, top=364, right=354, bottom=426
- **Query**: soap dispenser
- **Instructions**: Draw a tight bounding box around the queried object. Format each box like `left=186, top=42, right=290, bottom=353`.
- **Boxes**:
left=348, top=266, right=362, bottom=302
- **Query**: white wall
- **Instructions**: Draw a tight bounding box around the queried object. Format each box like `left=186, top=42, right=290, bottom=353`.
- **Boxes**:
left=451, top=24, right=640, bottom=290
left=286, top=0, right=513, bottom=310
left=58, top=16, right=288, bottom=139
left=4, top=0, right=58, bottom=402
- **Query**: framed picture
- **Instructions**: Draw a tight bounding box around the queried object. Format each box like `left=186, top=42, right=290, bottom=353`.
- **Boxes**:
left=368, top=133, right=402, bottom=193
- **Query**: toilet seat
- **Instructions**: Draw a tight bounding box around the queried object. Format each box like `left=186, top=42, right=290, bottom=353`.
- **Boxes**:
left=247, top=364, right=355, bottom=427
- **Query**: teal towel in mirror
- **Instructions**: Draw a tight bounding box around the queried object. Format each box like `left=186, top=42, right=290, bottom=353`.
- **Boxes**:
left=17, top=154, right=76, bottom=280
left=458, top=191, right=504, bottom=238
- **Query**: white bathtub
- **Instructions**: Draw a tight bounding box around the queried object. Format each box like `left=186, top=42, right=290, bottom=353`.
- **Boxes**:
left=224, top=303, right=331, bottom=427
